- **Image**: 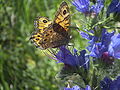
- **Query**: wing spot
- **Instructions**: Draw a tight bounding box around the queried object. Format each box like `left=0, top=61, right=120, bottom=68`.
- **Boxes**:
left=63, top=10, right=67, bottom=15
left=49, top=30, right=52, bottom=33
left=45, top=34, right=49, bottom=36
left=44, top=39, right=47, bottom=41
left=37, top=35, right=40, bottom=37
left=36, top=38, right=39, bottom=40
left=43, top=20, right=47, bottom=23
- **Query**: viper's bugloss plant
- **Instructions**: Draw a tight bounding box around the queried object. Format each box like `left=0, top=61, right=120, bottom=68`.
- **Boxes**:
left=49, top=0, right=120, bottom=89
left=2, top=0, right=120, bottom=90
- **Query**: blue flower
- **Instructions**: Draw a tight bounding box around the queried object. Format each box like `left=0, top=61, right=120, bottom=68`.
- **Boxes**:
left=72, top=0, right=90, bottom=13
left=88, top=28, right=120, bottom=63
left=80, top=30, right=94, bottom=40
left=101, top=29, right=115, bottom=47
left=55, top=46, right=90, bottom=69
left=79, top=29, right=98, bottom=51
left=100, top=76, right=120, bottom=90
left=64, top=85, right=91, bottom=90
left=90, top=43, right=106, bottom=58
left=72, top=0, right=104, bottom=14
left=107, top=0, right=120, bottom=15
left=87, top=29, right=120, bottom=63
left=108, top=34, right=120, bottom=59
left=90, top=29, right=114, bottom=58
left=90, top=0, right=104, bottom=14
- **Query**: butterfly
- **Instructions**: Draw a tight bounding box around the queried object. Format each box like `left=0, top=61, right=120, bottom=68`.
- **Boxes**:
left=30, top=1, right=70, bottom=49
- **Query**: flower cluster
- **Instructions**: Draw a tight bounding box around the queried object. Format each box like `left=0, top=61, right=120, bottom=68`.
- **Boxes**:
left=49, top=0, right=120, bottom=89
left=72, top=0, right=104, bottom=15
left=86, top=29, right=120, bottom=64
left=55, top=46, right=89, bottom=69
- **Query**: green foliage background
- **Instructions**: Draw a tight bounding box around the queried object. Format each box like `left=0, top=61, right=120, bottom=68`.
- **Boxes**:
left=0, top=0, right=88, bottom=89
left=1, top=0, right=120, bottom=89
left=0, top=0, right=62, bottom=90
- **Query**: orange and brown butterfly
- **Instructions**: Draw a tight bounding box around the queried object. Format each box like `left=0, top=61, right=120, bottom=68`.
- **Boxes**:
left=30, top=1, right=70, bottom=49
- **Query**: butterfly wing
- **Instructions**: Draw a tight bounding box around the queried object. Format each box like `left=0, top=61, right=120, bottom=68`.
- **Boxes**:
left=30, top=2, right=70, bottom=49
left=30, top=17, right=52, bottom=49
left=54, top=1, right=70, bottom=31
left=34, top=17, right=52, bottom=33
left=30, top=25, right=69, bottom=49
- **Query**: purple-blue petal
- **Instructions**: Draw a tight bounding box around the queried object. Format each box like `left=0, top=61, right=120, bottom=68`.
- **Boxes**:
left=80, top=30, right=95, bottom=40
left=56, top=46, right=90, bottom=69
left=110, top=76, right=120, bottom=89
left=90, top=0, right=104, bottom=14
left=80, top=31, right=90, bottom=40
left=87, top=36, right=98, bottom=51
left=78, top=50, right=90, bottom=69
left=100, top=76, right=120, bottom=90
left=56, top=46, right=77, bottom=66
left=85, top=85, right=91, bottom=90
left=107, top=0, right=120, bottom=15
left=100, top=77, right=112, bottom=90
left=64, top=85, right=81, bottom=90
left=90, top=43, right=106, bottom=58
left=101, top=29, right=115, bottom=47
left=89, top=29, right=116, bottom=59
left=72, top=0, right=104, bottom=14
left=108, top=34, right=120, bottom=59
left=64, top=85, right=91, bottom=90
left=72, top=0, right=90, bottom=13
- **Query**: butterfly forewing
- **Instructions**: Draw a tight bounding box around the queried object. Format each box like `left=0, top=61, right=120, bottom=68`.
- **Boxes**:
left=54, top=1, right=70, bottom=31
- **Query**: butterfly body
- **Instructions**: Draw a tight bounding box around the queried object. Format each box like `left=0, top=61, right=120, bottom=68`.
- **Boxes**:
left=30, top=1, right=70, bottom=49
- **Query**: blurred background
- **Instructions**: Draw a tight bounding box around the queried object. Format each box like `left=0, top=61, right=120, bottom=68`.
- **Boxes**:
left=0, top=0, right=87, bottom=90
